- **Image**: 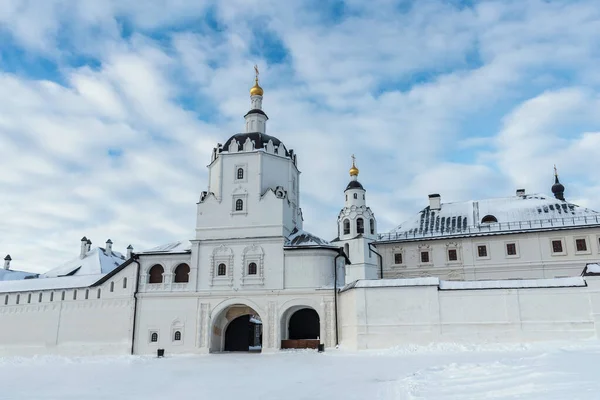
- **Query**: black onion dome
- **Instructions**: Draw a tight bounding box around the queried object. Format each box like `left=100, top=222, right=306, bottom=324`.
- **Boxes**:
left=243, top=109, right=268, bottom=119
left=221, top=132, right=288, bottom=156
left=551, top=181, right=565, bottom=194
left=345, top=180, right=365, bottom=191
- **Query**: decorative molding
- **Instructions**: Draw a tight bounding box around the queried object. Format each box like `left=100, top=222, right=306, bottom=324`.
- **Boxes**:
left=241, top=244, right=265, bottom=286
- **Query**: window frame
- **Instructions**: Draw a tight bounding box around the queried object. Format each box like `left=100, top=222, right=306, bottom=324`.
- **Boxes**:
left=475, top=243, right=490, bottom=259
left=420, top=250, right=431, bottom=264
left=574, top=236, right=590, bottom=254
left=217, top=263, right=227, bottom=276
left=370, top=219, right=375, bottom=235
left=550, top=238, right=566, bottom=256
left=149, top=331, right=159, bottom=344
left=505, top=241, right=519, bottom=258
left=173, top=263, right=191, bottom=283
left=148, top=264, right=165, bottom=284
left=393, top=252, right=403, bottom=265
left=447, top=248, right=458, bottom=262
left=343, top=219, right=350, bottom=235
left=234, top=163, right=248, bottom=183
left=174, top=330, right=182, bottom=341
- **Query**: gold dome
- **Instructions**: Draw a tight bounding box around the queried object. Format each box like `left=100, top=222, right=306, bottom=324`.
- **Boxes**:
left=349, top=155, right=359, bottom=176
left=250, top=78, right=263, bottom=96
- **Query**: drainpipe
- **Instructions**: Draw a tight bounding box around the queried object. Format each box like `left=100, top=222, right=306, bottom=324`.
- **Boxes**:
left=368, top=242, right=383, bottom=279
left=130, top=254, right=141, bottom=355
left=334, top=252, right=344, bottom=347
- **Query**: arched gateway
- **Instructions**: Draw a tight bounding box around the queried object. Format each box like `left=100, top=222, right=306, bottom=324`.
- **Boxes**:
left=280, top=306, right=321, bottom=349
left=210, top=303, right=263, bottom=353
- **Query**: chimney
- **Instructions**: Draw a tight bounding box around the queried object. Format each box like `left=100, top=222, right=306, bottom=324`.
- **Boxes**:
left=428, top=194, right=441, bottom=210
left=127, top=245, right=134, bottom=259
left=86, top=239, right=92, bottom=253
left=105, top=239, right=113, bottom=255
left=80, top=236, right=88, bottom=259
left=516, top=189, right=525, bottom=196
left=3, top=255, right=11, bottom=270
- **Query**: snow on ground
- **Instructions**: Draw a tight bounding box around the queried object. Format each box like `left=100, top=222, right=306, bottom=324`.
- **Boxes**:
left=2, top=341, right=600, bottom=399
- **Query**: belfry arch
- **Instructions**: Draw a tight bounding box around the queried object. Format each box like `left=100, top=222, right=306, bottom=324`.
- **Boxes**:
left=210, top=302, right=263, bottom=353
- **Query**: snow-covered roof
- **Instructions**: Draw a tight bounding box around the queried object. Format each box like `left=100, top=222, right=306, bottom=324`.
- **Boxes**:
left=0, top=269, right=38, bottom=282
left=342, top=277, right=440, bottom=291
left=285, top=228, right=337, bottom=248
left=379, top=194, right=600, bottom=242
left=139, top=241, right=192, bottom=254
left=582, top=263, right=600, bottom=276
left=0, top=274, right=104, bottom=293
left=42, top=247, right=126, bottom=278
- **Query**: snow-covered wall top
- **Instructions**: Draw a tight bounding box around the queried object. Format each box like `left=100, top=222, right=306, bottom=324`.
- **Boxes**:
left=139, top=241, right=192, bottom=254
left=43, top=248, right=125, bottom=278
left=379, top=194, right=600, bottom=242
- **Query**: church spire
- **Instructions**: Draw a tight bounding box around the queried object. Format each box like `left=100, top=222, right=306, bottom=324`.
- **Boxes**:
left=551, top=164, right=565, bottom=201
left=349, top=154, right=359, bottom=179
left=244, top=65, right=268, bottom=133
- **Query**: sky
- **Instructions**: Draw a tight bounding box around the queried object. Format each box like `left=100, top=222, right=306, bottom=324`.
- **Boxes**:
left=1, top=0, right=600, bottom=273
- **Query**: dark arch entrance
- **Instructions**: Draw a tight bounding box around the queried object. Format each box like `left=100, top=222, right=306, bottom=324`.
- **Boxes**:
left=289, top=308, right=320, bottom=339
left=224, top=315, right=262, bottom=352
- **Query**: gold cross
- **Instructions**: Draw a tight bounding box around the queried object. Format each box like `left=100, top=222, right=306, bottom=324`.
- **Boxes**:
left=351, top=154, right=356, bottom=165
left=254, top=65, right=259, bottom=79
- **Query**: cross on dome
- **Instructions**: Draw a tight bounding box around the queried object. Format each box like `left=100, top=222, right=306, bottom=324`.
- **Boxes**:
left=349, top=154, right=359, bottom=177
left=250, top=65, right=263, bottom=96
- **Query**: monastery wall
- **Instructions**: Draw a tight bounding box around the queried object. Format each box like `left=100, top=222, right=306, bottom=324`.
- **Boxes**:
left=339, top=276, right=600, bottom=350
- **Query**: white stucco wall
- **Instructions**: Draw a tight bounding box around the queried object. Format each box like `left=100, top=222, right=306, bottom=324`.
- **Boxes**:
left=339, top=277, right=600, bottom=350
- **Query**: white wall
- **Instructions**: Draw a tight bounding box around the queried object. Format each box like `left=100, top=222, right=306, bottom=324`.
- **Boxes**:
left=339, top=277, right=600, bottom=350
left=378, top=227, right=600, bottom=280
left=0, top=265, right=137, bottom=356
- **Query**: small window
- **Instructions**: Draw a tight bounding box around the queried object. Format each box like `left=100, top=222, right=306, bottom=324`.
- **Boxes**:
left=50, top=292, right=54, bottom=302
left=110, top=282, right=114, bottom=292
left=506, top=243, right=517, bottom=256
left=420, top=251, right=430, bottom=263
left=97, top=288, right=101, bottom=299
left=448, top=249, right=458, bottom=261
left=576, top=238, right=587, bottom=252
left=357, top=218, right=364, bottom=234
left=237, top=168, right=244, bottom=180
left=61, top=291, right=65, bottom=301
left=481, top=215, right=498, bottom=224
left=363, top=194, right=365, bottom=200
left=477, top=245, right=488, bottom=258
left=73, top=290, right=77, bottom=300
left=123, top=277, right=128, bottom=289
left=218, top=263, right=227, bottom=276
left=174, top=263, right=190, bottom=283
left=236, top=199, right=244, bottom=211
left=353, top=193, right=357, bottom=199
left=27, top=293, right=32, bottom=304
left=151, top=332, right=158, bottom=343
left=16, top=294, right=20, bottom=305
left=345, top=194, right=347, bottom=201
left=343, top=219, right=350, bottom=235
left=370, top=219, right=375, bottom=235
left=394, top=253, right=403, bottom=264
left=85, top=289, right=89, bottom=300
left=38, top=293, right=43, bottom=303
left=552, top=240, right=563, bottom=253
left=174, top=331, right=182, bottom=341
left=248, top=262, right=257, bottom=275
left=4, top=295, right=8, bottom=305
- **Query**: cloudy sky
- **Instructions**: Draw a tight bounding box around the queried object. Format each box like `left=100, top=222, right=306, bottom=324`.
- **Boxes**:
left=1, top=0, right=600, bottom=273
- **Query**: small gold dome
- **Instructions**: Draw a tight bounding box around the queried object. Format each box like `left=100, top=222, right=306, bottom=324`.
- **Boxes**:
left=349, top=155, right=359, bottom=176
left=250, top=78, right=263, bottom=96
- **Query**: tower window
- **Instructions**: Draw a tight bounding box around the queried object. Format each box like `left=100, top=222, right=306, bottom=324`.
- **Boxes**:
left=174, top=331, right=182, bottom=341
left=151, top=332, right=158, bottom=343
left=343, top=219, right=350, bottom=235
left=357, top=218, right=364, bottom=234
left=237, top=168, right=244, bottom=180
left=370, top=219, right=375, bottom=235
left=448, top=249, right=458, bottom=261
left=217, top=263, right=227, bottom=276
left=235, top=199, right=244, bottom=211
left=248, top=262, right=257, bottom=275
left=353, top=193, right=357, bottom=199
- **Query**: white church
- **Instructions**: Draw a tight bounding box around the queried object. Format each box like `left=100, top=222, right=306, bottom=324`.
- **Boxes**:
left=2, top=71, right=600, bottom=356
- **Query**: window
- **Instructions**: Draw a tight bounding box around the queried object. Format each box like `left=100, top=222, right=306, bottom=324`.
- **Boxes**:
left=343, top=219, right=350, bottom=235
left=97, top=289, right=101, bottom=299
left=217, top=263, right=227, bottom=276
left=4, top=295, right=8, bottom=305
left=50, top=292, right=54, bottom=302
left=27, top=293, right=31, bottom=304
left=38, top=293, right=43, bottom=303
left=16, top=294, right=20, bottom=304
left=448, top=249, right=458, bottom=261
left=506, top=243, right=517, bottom=256
left=481, top=215, right=498, bottom=224
left=237, top=168, right=244, bottom=180
left=248, top=262, right=257, bottom=275
left=61, top=291, right=65, bottom=301
left=357, top=218, right=364, bottom=234
left=85, top=290, right=89, bottom=300
left=148, top=264, right=164, bottom=283
left=552, top=240, right=563, bottom=253
left=345, top=194, right=347, bottom=201
left=576, top=238, right=587, bottom=252
left=477, top=245, right=488, bottom=258
left=344, top=243, right=350, bottom=257
left=123, top=277, right=127, bottom=289
left=73, top=290, right=77, bottom=300
left=174, top=263, right=190, bottom=283
left=370, top=219, right=375, bottom=235
left=235, top=199, right=244, bottom=211
left=353, top=193, right=357, bottom=199
left=110, top=282, right=114, bottom=292
left=174, top=331, right=182, bottom=341
left=151, top=332, right=158, bottom=343
left=420, top=251, right=430, bottom=263
left=394, top=253, right=403, bottom=264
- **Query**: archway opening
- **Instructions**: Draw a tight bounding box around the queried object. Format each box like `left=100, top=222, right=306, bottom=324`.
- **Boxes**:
left=281, top=307, right=320, bottom=349
left=211, top=304, right=263, bottom=353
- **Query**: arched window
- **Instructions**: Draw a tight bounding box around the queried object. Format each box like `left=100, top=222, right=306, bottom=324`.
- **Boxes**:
left=148, top=264, right=164, bottom=283
left=174, top=263, right=190, bottom=283
left=174, top=331, right=182, bottom=341
left=16, top=294, right=20, bottom=304
left=73, top=290, right=77, bottom=300
left=237, top=168, right=244, bottom=180
left=236, top=199, right=244, bottom=211
left=343, top=219, right=350, bottom=235
left=123, top=277, right=127, bottom=289
left=151, top=332, right=158, bottom=342
left=357, top=218, right=364, bottom=234
left=61, top=291, right=65, bottom=301
left=481, top=215, right=498, bottom=224
left=110, top=282, right=114, bottom=292
left=344, top=243, right=350, bottom=257
left=248, top=262, right=257, bottom=275
left=85, top=289, right=89, bottom=300
left=353, top=193, right=357, bottom=199
left=38, top=293, right=43, bottom=302
left=97, top=288, right=101, bottom=299
left=370, top=219, right=375, bottom=235
left=217, top=263, right=227, bottom=276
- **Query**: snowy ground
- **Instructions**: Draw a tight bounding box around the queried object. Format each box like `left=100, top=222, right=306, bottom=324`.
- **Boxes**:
left=2, top=341, right=600, bottom=399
